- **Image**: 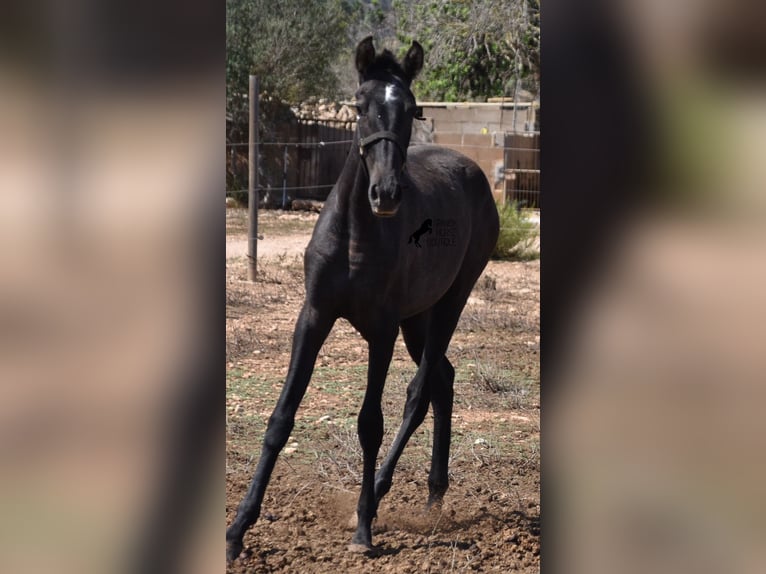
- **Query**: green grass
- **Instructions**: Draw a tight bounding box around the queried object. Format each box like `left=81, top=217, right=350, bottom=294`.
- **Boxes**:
left=492, top=203, right=539, bottom=260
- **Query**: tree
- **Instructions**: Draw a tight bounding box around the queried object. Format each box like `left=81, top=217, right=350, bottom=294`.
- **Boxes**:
left=226, top=0, right=351, bottom=142
left=394, top=0, right=540, bottom=101
left=333, top=0, right=399, bottom=97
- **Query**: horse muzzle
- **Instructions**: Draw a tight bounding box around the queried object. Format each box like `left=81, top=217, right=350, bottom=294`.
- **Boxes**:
left=369, top=178, right=401, bottom=217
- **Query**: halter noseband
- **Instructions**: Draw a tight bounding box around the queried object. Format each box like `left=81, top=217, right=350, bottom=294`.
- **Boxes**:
left=358, top=130, right=407, bottom=162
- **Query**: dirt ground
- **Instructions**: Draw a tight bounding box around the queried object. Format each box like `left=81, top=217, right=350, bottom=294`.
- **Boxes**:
left=226, top=209, right=540, bottom=573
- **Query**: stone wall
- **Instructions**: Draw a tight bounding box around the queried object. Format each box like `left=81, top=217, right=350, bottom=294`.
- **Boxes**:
left=420, top=101, right=538, bottom=134
left=291, top=99, right=357, bottom=130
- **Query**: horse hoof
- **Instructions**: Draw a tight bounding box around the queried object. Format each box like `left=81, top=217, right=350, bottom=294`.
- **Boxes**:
left=426, top=495, right=444, bottom=511
left=226, top=539, right=243, bottom=562
left=347, top=542, right=380, bottom=556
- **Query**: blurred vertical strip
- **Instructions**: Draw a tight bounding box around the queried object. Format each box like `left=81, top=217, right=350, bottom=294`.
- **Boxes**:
left=0, top=1, right=224, bottom=573
left=544, top=0, right=766, bottom=573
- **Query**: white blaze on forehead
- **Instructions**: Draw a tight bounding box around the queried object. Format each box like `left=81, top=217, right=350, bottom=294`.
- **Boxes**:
left=384, top=84, right=399, bottom=103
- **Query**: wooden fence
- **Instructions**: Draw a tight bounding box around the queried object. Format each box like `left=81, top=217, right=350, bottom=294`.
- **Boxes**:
left=227, top=121, right=353, bottom=208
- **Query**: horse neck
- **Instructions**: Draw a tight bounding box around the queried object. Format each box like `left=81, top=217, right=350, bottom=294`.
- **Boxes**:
left=332, top=132, right=378, bottom=240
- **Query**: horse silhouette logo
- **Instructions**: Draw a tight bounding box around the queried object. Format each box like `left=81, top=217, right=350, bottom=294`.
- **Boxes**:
left=408, top=218, right=433, bottom=247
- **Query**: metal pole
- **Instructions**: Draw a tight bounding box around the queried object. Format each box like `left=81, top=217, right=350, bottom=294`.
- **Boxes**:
left=248, top=75, right=259, bottom=281
left=281, top=145, right=288, bottom=210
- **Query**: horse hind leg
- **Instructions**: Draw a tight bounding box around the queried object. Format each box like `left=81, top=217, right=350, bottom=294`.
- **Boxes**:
left=376, top=353, right=454, bottom=508
left=427, top=357, right=455, bottom=507
left=373, top=312, right=431, bottom=503
left=373, top=312, right=455, bottom=503
left=421, top=269, right=487, bottom=508
left=374, top=258, right=491, bottom=512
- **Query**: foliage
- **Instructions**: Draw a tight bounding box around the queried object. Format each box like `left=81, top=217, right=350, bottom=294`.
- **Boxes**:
left=333, top=0, right=399, bottom=97
left=493, top=202, right=539, bottom=260
left=394, top=0, right=540, bottom=101
left=226, top=0, right=368, bottom=197
left=226, top=0, right=351, bottom=141
left=341, top=0, right=390, bottom=41
left=226, top=0, right=542, bottom=130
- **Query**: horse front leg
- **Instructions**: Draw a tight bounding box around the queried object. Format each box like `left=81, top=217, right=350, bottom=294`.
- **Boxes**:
left=226, top=303, right=335, bottom=561
left=349, top=323, right=398, bottom=552
left=427, top=358, right=455, bottom=507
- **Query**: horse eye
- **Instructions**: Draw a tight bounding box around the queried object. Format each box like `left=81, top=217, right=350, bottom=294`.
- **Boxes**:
left=354, top=103, right=365, bottom=116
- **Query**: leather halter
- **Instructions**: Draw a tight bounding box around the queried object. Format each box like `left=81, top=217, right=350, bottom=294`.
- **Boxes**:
left=358, top=130, right=407, bottom=162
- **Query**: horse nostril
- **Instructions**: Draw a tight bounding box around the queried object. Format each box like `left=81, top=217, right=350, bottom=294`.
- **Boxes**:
left=370, top=185, right=379, bottom=201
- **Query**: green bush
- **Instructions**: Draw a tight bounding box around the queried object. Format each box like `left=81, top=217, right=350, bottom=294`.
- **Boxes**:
left=492, top=202, right=539, bottom=260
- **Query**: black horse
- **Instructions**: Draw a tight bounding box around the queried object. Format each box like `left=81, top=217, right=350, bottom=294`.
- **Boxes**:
left=227, top=37, right=499, bottom=559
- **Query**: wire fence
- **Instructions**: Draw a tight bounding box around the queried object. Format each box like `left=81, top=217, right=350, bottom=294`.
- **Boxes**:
left=225, top=130, right=540, bottom=208
left=226, top=139, right=354, bottom=148
left=226, top=183, right=336, bottom=194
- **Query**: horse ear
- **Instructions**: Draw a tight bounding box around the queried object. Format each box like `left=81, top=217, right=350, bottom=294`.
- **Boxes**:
left=402, top=41, right=424, bottom=82
left=355, top=36, right=376, bottom=77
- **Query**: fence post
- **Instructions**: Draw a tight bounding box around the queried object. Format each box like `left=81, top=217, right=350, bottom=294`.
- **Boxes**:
left=281, top=144, right=288, bottom=209
left=248, top=75, right=259, bottom=281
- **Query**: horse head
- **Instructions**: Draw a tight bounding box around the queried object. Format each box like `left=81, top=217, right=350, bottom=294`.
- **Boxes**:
left=354, top=36, right=424, bottom=217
